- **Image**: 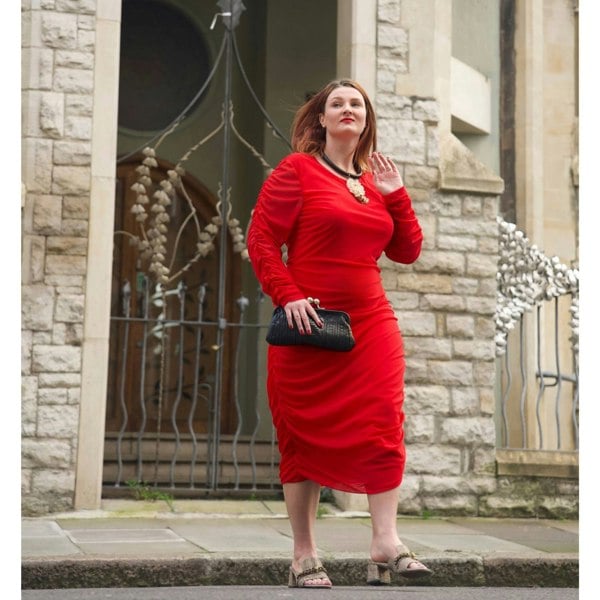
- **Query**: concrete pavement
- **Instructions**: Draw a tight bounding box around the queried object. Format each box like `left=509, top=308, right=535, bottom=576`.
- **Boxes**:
left=21, top=499, right=578, bottom=589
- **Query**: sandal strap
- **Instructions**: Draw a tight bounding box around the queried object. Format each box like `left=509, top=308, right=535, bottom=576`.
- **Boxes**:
left=297, top=566, right=328, bottom=578
left=294, top=558, right=329, bottom=585
left=391, top=551, right=415, bottom=568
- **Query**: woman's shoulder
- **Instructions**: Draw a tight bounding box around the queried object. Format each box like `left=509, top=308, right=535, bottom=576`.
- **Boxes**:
left=274, top=152, right=316, bottom=172
left=260, top=153, right=312, bottom=195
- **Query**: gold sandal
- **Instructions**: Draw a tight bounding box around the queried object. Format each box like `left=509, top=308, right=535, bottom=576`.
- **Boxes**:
left=367, top=544, right=432, bottom=585
left=288, top=556, right=332, bottom=588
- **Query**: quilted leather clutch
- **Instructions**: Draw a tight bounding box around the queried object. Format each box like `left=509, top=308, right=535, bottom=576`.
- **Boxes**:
left=266, top=306, right=355, bottom=351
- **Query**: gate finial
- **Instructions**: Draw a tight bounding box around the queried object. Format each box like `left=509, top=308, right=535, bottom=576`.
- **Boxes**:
left=212, top=0, right=245, bottom=30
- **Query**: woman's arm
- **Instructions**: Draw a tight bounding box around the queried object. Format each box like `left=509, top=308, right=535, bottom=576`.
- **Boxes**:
left=367, top=152, right=423, bottom=264
left=382, top=186, right=423, bottom=264
left=246, top=156, right=306, bottom=307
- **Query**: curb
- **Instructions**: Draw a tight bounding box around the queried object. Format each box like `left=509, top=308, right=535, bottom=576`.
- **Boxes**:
left=22, top=556, right=579, bottom=589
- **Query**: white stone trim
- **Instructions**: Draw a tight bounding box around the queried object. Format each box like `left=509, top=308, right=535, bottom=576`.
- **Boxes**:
left=74, top=1, right=122, bottom=510
left=336, top=0, right=377, bottom=100
left=396, top=0, right=452, bottom=135
left=450, top=57, right=491, bottom=134
left=514, top=0, right=545, bottom=243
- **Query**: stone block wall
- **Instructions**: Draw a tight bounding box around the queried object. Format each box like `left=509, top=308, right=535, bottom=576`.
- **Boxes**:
left=19, top=0, right=578, bottom=518
left=21, top=0, right=97, bottom=515
left=368, top=0, right=577, bottom=518
left=373, top=0, right=496, bottom=516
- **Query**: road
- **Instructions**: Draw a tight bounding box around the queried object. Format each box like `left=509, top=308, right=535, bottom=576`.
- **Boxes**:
left=22, top=586, right=579, bottom=600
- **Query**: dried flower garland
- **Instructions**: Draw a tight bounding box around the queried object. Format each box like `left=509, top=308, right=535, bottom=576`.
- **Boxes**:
left=126, top=146, right=251, bottom=287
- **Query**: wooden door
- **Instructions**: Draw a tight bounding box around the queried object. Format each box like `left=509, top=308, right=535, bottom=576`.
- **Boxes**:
left=106, top=158, right=241, bottom=437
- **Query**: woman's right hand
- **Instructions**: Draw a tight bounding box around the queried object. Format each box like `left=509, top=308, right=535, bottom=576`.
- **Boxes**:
left=284, top=298, right=323, bottom=335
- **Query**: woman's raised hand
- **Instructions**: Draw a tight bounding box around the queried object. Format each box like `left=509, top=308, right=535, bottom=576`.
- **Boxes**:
left=368, top=152, right=404, bottom=195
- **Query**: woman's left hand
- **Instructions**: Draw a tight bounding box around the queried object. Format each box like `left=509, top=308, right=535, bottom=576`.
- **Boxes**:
left=368, top=152, right=404, bottom=195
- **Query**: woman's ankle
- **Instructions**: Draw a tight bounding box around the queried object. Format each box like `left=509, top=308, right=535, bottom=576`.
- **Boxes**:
left=370, top=536, right=403, bottom=562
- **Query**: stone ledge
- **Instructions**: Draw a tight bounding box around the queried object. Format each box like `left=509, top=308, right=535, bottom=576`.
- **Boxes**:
left=439, top=133, right=504, bottom=195
left=21, top=555, right=578, bottom=589
left=496, top=449, right=579, bottom=479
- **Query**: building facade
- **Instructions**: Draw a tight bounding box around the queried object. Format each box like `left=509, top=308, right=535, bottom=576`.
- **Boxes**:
left=22, top=0, right=579, bottom=517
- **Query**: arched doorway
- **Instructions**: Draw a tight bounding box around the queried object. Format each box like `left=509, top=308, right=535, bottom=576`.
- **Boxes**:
left=104, top=157, right=247, bottom=489
left=101, top=0, right=339, bottom=498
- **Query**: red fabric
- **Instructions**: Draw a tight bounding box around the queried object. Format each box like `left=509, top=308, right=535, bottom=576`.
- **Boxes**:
left=247, top=153, right=423, bottom=494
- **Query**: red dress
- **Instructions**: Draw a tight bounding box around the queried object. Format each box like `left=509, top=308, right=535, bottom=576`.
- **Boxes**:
left=247, top=152, right=423, bottom=494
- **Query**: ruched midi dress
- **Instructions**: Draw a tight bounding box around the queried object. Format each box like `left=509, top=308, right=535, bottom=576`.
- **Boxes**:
left=247, top=152, right=423, bottom=494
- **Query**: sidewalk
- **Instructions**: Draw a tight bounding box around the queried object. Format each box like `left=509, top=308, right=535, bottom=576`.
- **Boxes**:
left=22, top=499, right=579, bottom=589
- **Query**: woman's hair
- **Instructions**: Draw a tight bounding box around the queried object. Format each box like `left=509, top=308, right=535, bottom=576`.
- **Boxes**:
left=290, top=79, right=377, bottom=172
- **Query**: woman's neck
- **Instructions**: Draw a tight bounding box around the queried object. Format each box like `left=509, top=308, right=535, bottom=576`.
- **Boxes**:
left=322, top=144, right=358, bottom=174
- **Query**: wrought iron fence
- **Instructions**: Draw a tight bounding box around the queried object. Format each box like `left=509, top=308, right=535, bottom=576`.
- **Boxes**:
left=495, top=218, right=579, bottom=454
left=105, top=277, right=279, bottom=495
left=105, top=1, right=286, bottom=497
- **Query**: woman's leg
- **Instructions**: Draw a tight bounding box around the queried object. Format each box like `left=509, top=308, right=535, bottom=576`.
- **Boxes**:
left=283, top=480, right=329, bottom=585
left=367, top=486, right=431, bottom=579
left=367, top=486, right=403, bottom=562
left=368, top=486, right=430, bottom=572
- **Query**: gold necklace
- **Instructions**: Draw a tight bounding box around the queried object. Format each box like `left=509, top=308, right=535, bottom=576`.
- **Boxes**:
left=321, top=153, right=369, bottom=204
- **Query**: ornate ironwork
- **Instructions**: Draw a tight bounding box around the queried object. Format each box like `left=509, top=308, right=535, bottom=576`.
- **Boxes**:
left=495, top=217, right=579, bottom=451
left=108, top=1, right=289, bottom=494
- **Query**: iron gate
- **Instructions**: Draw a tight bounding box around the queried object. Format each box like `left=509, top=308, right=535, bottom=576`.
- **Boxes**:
left=104, top=1, right=290, bottom=496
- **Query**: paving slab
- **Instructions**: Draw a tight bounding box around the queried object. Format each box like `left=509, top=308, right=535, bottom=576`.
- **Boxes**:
left=403, top=533, right=543, bottom=555
left=168, top=519, right=293, bottom=553
left=56, top=517, right=170, bottom=530
left=448, top=518, right=580, bottom=553
left=391, top=517, right=492, bottom=535
left=57, top=526, right=202, bottom=557
left=21, top=521, right=81, bottom=558
left=21, top=502, right=579, bottom=589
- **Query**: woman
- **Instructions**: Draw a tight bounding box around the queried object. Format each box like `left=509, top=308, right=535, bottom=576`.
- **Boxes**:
left=247, top=79, right=432, bottom=588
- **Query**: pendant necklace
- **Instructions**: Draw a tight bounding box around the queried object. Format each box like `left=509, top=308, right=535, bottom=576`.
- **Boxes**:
left=321, top=153, right=369, bottom=204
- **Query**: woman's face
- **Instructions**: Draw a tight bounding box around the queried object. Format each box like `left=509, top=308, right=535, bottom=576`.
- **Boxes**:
left=319, top=86, right=367, bottom=140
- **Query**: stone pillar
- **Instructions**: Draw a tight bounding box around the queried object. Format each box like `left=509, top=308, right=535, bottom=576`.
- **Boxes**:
left=334, top=0, right=502, bottom=516
left=21, top=0, right=122, bottom=515
left=337, top=0, right=377, bottom=100
left=74, top=0, right=123, bottom=510
left=21, top=0, right=97, bottom=516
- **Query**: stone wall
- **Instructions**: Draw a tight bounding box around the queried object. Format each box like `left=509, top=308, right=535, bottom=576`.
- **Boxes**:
left=368, top=0, right=578, bottom=519
left=21, top=0, right=97, bottom=515
left=19, top=0, right=578, bottom=518
left=368, top=0, right=496, bottom=517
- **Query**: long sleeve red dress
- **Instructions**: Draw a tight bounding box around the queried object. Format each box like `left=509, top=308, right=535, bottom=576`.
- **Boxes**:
left=247, top=152, right=423, bottom=494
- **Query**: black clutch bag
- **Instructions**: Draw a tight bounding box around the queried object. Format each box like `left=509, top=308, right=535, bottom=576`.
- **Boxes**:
left=266, top=305, right=355, bottom=351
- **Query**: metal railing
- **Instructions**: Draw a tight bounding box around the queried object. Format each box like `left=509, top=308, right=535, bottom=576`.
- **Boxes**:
left=495, top=218, right=579, bottom=455
left=105, top=277, right=280, bottom=494
left=105, top=1, right=286, bottom=496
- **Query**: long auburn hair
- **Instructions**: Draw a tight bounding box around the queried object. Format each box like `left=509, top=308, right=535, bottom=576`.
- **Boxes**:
left=290, top=79, right=377, bottom=172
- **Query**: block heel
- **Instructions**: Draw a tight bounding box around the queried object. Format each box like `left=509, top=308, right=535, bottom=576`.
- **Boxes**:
left=367, top=561, right=392, bottom=585
left=367, top=544, right=432, bottom=585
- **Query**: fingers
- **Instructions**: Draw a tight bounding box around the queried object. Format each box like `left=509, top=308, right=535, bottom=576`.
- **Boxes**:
left=284, top=299, right=324, bottom=335
left=368, top=152, right=404, bottom=193
left=368, top=151, right=398, bottom=175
